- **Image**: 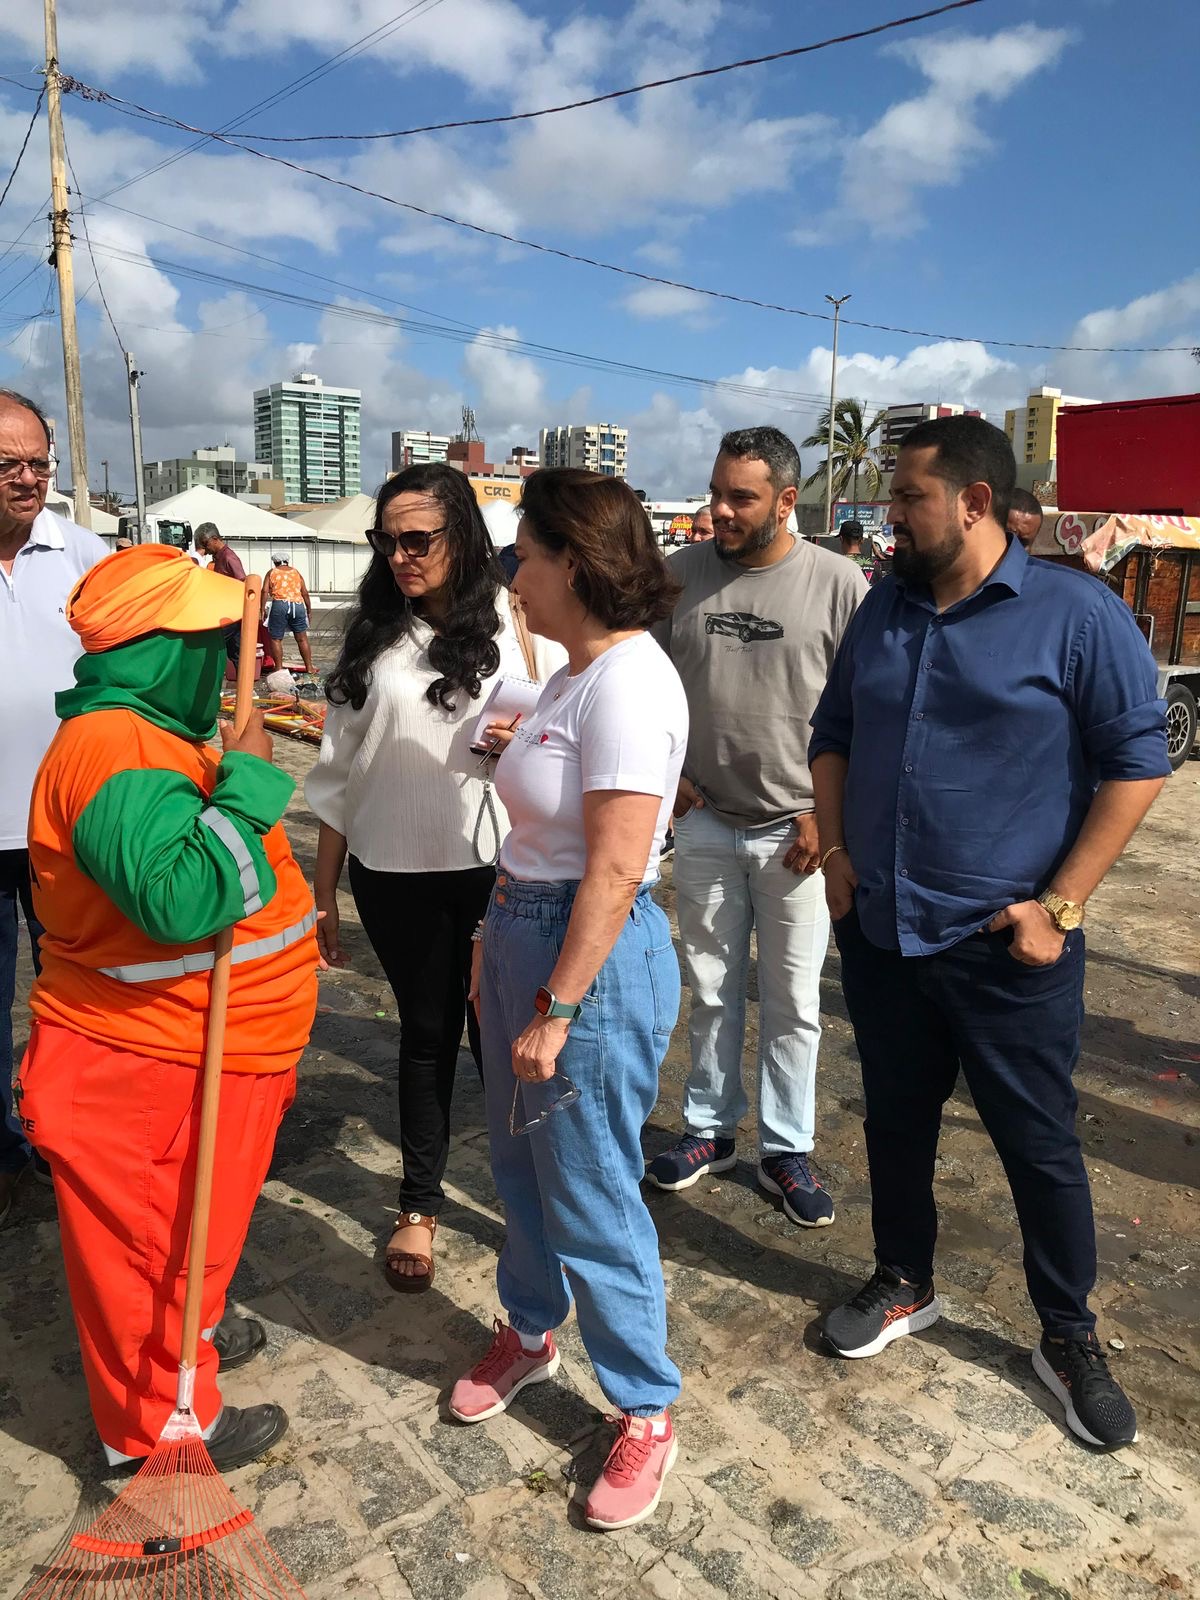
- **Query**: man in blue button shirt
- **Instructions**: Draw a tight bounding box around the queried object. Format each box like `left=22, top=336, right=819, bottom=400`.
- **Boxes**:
left=809, top=415, right=1169, bottom=1452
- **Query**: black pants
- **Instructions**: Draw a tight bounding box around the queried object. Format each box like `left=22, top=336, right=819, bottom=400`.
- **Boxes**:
left=349, top=857, right=494, bottom=1215
left=222, top=621, right=240, bottom=665
left=834, top=904, right=1095, bottom=1338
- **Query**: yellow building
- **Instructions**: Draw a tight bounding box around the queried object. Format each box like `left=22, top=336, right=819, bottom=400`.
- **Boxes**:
left=1005, top=386, right=1097, bottom=464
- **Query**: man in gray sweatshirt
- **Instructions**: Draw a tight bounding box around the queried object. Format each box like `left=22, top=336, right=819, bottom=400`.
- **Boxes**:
left=647, top=426, right=866, bottom=1224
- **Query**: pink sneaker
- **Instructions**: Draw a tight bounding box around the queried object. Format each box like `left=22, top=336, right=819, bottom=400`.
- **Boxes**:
left=584, top=1413, right=678, bottom=1530
left=448, top=1317, right=560, bottom=1423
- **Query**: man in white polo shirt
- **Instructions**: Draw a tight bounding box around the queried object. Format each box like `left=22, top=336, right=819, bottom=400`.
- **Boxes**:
left=0, top=389, right=107, bottom=1222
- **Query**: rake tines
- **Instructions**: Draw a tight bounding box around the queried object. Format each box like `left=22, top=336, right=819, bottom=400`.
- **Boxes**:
left=19, top=1433, right=307, bottom=1598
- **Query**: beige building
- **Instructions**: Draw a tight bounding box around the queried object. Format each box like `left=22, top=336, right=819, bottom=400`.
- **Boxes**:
left=1005, top=387, right=1097, bottom=465
left=539, top=423, right=628, bottom=479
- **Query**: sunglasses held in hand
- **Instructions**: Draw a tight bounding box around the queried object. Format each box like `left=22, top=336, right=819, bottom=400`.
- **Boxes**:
left=510, top=1071, right=580, bottom=1136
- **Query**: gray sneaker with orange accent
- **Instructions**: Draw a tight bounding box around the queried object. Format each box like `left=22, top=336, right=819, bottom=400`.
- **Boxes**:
left=823, top=1263, right=941, bottom=1358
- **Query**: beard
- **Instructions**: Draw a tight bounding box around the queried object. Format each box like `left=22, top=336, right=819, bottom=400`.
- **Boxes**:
left=715, top=507, right=777, bottom=562
left=890, top=520, right=964, bottom=586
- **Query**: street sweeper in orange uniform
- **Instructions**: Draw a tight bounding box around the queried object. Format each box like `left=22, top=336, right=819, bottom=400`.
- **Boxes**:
left=17, top=543, right=318, bottom=1471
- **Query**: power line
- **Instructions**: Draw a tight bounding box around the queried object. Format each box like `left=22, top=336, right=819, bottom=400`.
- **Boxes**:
left=0, top=74, right=41, bottom=96
left=88, top=0, right=451, bottom=205
left=228, top=1, right=986, bottom=143
left=78, top=192, right=480, bottom=336
left=65, top=145, right=124, bottom=352
left=0, top=85, right=46, bottom=215
left=63, top=77, right=1193, bottom=355
left=72, top=235, right=878, bottom=415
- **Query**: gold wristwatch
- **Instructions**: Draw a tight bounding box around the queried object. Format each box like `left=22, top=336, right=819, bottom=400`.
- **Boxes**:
left=1037, top=890, right=1085, bottom=932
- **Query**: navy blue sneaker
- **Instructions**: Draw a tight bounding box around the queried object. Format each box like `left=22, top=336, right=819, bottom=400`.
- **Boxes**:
left=758, top=1153, right=835, bottom=1227
left=645, top=1134, right=736, bottom=1192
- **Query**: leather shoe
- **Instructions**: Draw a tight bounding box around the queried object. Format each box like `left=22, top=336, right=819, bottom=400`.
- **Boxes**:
left=211, top=1314, right=266, bottom=1371
left=207, top=1403, right=289, bottom=1470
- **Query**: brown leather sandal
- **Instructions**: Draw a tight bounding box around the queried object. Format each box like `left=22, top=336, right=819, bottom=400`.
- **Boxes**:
left=384, top=1211, right=437, bottom=1294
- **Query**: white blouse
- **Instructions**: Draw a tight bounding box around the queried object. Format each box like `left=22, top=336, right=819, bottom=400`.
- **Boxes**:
left=305, top=591, right=563, bottom=873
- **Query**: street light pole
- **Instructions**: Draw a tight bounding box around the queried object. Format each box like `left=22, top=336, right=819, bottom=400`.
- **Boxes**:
left=824, top=293, right=851, bottom=533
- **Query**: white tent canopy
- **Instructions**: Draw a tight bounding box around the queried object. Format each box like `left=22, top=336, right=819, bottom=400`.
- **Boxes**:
left=146, top=485, right=369, bottom=595
left=289, top=493, right=375, bottom=542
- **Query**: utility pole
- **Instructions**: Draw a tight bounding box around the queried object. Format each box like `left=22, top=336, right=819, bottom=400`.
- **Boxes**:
left=126, top=352, right=146, bottom=540
left=823, top=293, right=851, bottom=534
left=44, top=0, right=91, bottom=528
left=100, top=458, right=109, bottom=509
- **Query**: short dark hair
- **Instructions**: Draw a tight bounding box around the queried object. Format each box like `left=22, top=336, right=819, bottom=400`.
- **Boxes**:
left=717, top=426, right=801, bottom=492
left=839, top=519, right=864, bottom=545
left=519, top=468, right=680, bottom=629
left=1009, top=487, right=1043, bottom=525
left=898, top=415, right=1015, bottom=529
left=0, top=387, right=52, bottom=449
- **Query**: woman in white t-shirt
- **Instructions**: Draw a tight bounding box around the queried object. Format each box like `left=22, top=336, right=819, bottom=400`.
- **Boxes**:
left=306, top=464, right=557, bottom=1295
left=448, top=469, right=689, bottom=1534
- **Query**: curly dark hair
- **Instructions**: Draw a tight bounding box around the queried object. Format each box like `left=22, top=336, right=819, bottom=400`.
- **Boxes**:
left=518, top=469, right=679, bottom=629
left=325, top=463, right=505, bottom=712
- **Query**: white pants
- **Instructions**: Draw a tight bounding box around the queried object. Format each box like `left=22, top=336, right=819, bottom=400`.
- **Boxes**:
left=672, top=804, right=829, bottom=1155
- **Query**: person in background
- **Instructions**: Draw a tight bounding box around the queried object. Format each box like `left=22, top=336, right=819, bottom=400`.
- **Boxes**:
left=810, top=416, right=1169, bottom=1451
left=194, top=524, right=246, bottom=667
left=19, top=544, right=318, bottom=1469
left=0, top=388, right=107, bottom=1225
left=646, top=427, right=865, bottom=1227
left=307, top=464, right=558, bottom=1295
left=1008, top=487, right=1044, bottom=550
left=451, top=469, right=687, bottom=1533
left=839, top=519, right=875, bottom=580
left=264, top=554, right=315, bottom=677
left=686, top=506, right=714, bottom=543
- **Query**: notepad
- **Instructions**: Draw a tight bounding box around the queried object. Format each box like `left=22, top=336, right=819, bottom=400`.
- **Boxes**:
left=468, top=674, right=544, bottom=755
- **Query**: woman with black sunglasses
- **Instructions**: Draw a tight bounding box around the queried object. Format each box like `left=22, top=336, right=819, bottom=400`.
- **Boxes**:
left=306, top=463, right=558, bottom=1294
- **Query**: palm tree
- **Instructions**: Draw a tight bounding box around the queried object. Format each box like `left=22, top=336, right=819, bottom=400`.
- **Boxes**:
left=801, top=398, right=888, bottom=515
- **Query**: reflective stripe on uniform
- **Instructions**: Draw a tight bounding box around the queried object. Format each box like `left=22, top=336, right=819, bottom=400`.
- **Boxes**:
left=198, top=805, right=264, bottom=917
left=97, top=908, right=317, bottom=984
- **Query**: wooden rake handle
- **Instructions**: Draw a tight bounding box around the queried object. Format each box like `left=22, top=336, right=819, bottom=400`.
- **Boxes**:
left=178, top=576, right=263, bottom=1396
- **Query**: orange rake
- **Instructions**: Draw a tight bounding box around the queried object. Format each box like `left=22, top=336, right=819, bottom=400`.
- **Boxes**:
left=20, top=576, right=310, bottom=1599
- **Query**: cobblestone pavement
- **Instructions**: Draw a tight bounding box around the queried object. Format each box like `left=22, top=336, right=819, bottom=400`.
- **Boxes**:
left=3, top=746, right=1197, bottom=1600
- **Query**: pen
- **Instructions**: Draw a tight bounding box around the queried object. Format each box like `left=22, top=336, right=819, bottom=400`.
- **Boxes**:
left=476, top=715, right=522, bottom=769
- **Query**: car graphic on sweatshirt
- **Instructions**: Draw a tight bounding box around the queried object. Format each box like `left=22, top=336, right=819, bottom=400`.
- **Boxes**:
left=704, top=610, right=785, bottom=644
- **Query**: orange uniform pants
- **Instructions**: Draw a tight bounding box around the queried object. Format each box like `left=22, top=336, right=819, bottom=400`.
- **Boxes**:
left=17, top=1021, right=294, bottom=1459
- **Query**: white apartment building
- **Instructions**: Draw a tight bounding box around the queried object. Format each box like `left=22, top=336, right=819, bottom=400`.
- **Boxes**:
left=253, top=372, right=362, bottom=504
left=879, top=403, right=984, bottom=468
left=539, top=422, right=628, bottom=479
left=391, top=429, right=451, bottom=470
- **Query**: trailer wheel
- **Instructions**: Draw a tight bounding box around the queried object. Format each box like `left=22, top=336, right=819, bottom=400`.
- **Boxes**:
left=1164, top=682, right=1197, bottom=770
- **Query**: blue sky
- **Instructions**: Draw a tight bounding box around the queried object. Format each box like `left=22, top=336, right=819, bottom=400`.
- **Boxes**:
left=1, top=0, right=1197, bottom=497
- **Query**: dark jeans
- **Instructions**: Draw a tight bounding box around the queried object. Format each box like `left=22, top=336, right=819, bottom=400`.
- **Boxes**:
left=349, top=857, right=494, bottom=1215
left=1, top=849, right=42, bottom=1173
left=222, top=621, right=240, bottom=665
left=834, top=904, right=1095, bottom=1338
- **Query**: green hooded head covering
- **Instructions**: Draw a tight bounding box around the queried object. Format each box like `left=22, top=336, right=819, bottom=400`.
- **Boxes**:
left=56, top=629, right=228, bottom=741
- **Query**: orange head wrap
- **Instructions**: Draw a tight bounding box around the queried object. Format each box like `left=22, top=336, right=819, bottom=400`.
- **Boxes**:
left=68, top=544, right=244, bottom=652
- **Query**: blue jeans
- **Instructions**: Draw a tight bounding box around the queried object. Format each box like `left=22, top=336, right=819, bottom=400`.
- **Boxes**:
left=672, top=804, right=829, bottom=1154
left=1, top=849, right=41, bottom=1172
left=480, top=872, right=682, bottom=1416
left=834, top=903, right=1095, bottom=1337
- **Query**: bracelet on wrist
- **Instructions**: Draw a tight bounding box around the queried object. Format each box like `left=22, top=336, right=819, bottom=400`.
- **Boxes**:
left=470, top=921, right=485, bottom=943
left=819, top=843, right=847, bottom=870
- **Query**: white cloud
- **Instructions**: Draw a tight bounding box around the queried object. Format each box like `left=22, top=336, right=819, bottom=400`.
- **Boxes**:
left=839, top=25, right=1071, bottom=237
left=621, top=283, right=713, bottom=327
